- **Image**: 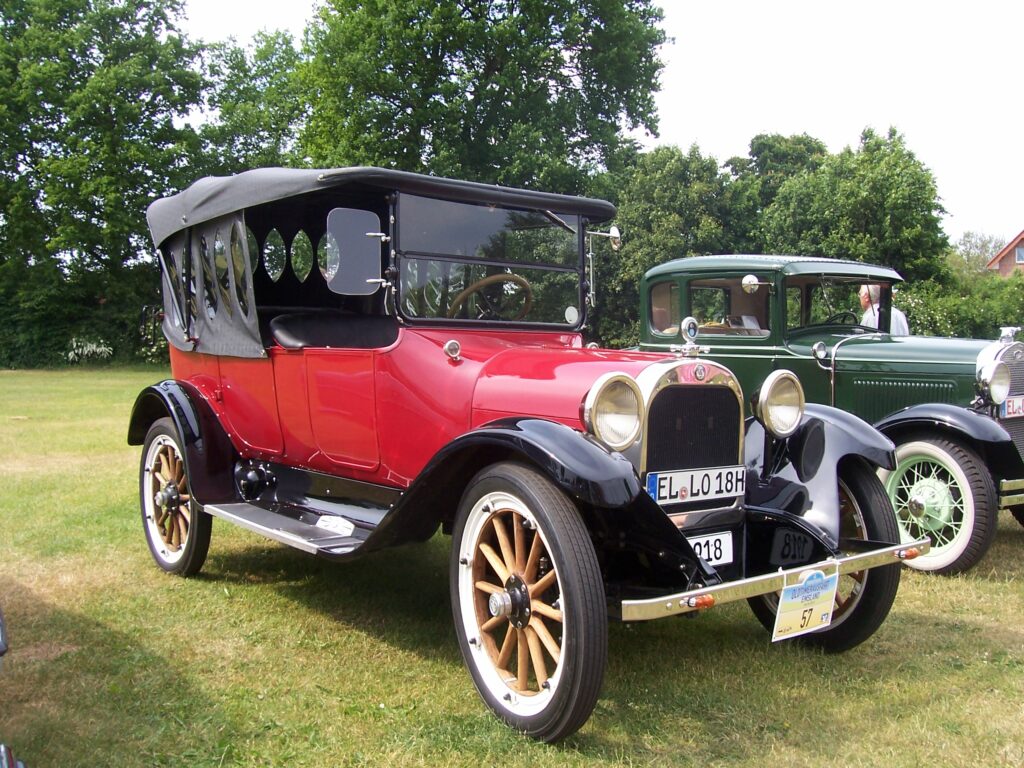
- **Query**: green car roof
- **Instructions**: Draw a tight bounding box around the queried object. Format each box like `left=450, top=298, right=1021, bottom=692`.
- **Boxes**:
left=645, top=254, right=904, bottom=282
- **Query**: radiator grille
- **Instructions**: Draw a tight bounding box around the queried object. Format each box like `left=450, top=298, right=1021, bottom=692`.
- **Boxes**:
left=996, top=342, right=1024, bottom=463
left=997, top=342, right=1024, bottom=397
left=645, top=386, right=741, bottom=473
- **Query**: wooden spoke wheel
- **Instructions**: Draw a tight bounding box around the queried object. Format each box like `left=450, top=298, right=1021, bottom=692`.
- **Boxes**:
left=139, top=418, right=211, bottom=576
left=451, top=462, right=606, bottom=742
left=748, top=459, right=901, bottom=652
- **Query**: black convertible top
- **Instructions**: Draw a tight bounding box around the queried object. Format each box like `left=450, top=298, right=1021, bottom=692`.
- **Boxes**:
left=146, top=166, right=616, bottom=248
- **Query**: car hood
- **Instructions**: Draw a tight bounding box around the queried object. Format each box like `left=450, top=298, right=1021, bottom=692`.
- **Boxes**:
left=787, top=333, right=992, bottom=372
left=472, top=346, right=727, bottom=423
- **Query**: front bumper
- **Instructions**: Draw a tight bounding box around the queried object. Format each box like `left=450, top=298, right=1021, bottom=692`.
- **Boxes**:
left=620, top=536, right=930, bottom=622
left=999, top=477, right=1024, bottom=508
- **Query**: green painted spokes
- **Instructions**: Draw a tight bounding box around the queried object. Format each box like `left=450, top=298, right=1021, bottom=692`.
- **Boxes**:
left=888, top=457, right=965, bottom=549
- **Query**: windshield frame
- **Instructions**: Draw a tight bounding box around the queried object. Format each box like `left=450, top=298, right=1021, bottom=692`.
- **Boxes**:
left=393, top=192, right=588, bottom=330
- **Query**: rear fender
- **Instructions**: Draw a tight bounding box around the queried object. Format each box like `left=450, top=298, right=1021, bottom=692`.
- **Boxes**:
left=127, top=380, right=237, bottom=505
left=745, top=403, right=896, bottom=545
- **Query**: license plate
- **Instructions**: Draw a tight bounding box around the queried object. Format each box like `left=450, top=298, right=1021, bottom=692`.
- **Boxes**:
left=645, top=465, right=745, bottom=505
left=1001, top=395, right=1024, bottom=419
left=769, top=529, right=814, bottom=567
left=686, top=531, right=733, bottom=565
left=771, top=564, right=839, bottom=642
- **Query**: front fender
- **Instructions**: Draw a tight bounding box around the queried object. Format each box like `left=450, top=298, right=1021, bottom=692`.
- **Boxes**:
left=127, top=380, right=237, bottom=505
left=745, top=404, right=896, bottom=545
left=362, top=418, right=645, bottom=552
left=366, top=417, right=718, bottom=593
left=415, top=417, right=641, bottom=510
left=874, top=402, right=1011, bottom=445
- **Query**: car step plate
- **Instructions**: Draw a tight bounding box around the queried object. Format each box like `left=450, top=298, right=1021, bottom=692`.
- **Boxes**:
left=205, top=502, right=367, bottom=556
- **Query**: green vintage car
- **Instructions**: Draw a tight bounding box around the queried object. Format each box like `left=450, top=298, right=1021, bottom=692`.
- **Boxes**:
left=639, top=254, right=1024, bottom=574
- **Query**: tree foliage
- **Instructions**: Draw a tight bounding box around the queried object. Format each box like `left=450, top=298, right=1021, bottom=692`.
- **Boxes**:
left=760, top=128, right=949, bottom=282
left=0, top=0, right=202, bottom=365
left=591, top=145, right=735, bottom=346
left=946, top=231, right=1004, bottom=282
left=199, top=31, right=306, bottom=175
left=300, top=0, right=665, bottom=191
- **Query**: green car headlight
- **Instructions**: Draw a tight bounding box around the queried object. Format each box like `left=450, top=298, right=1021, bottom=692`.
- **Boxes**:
left=583, top=373, right=643, bottom=451
left=978, top=360, right=1010, bottom=405
left=756, top=370, right=805, bottom=438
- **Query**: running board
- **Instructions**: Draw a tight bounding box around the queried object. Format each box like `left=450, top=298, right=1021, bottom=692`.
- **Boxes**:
left=204, top=502, right=370, bottom=557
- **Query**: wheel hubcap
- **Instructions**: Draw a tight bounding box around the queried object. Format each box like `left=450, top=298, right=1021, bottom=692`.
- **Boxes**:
left=488, top=574, right=532, bottom=629
left=905, top=478, right=954, bottom=531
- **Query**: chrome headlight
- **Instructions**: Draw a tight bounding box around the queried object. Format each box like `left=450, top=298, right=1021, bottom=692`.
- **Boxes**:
left=978, top=360, right=1010, bottom=405
left=756, top=370, right=805, bottom=438
left=582, top=373, right=643, bottom=451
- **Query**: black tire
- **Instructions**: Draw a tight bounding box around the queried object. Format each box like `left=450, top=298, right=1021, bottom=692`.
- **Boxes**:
left=450, top=462, right=607, bottom=742
left=1010, top=505, right=1024, bottom=529
left=878, top=436, right=997, bottom=574
left=139, top=417, right=211, bottom=576
left=748, top=459, right=902, bottom=652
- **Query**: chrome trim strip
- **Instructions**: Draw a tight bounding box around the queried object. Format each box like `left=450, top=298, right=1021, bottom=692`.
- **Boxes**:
left=828, top=333, right=885, bottom=406
left=620, top=536, right=930, bottom=622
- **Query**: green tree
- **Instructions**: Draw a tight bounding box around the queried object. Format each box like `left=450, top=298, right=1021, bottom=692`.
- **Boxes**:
left=300, top=0, right=665, bottom=191
left=0, top=0, right=202, bottom=365
left=724, top=133, right=828, bottom=251
left=200, top=31, right=306, bottom=175
left=947, top=231, right=1003, bottom=282
left=727, top=133, right=828, bottom=210
left=761, top=128, right=949, bottom=282
left=591, top=145, right=734, bottom=346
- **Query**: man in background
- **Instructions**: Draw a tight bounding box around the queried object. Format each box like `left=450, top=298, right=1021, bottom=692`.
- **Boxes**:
left=859, top=284, right=910, bottom=335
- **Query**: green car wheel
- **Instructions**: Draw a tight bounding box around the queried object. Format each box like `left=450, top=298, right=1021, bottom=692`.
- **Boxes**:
left=879, top=436, right=997, bottom=575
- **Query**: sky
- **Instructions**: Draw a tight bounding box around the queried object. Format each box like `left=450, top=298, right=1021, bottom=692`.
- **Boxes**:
left=181, top=0, right=1023, bottom=245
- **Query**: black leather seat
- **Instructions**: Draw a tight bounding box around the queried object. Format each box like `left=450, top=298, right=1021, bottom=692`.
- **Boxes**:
left=269, top=311, right=399, bottom=350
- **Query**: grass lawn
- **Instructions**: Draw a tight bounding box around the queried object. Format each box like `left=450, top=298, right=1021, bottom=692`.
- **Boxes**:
left=1, top=367, right=1022, bottom=767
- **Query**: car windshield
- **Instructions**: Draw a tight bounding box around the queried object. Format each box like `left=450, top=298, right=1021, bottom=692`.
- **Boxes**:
left=397, top=194, right=583, bottom=325
left=785, top=276, right=872, bottom=330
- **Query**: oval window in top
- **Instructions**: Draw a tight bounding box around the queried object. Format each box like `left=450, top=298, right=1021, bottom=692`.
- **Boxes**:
left=214, top=231, right=232, bottom=317
left=246, top=227, right=260, bottom=273
left=292, top=232, right=313, bottom=283
left=318, top=233, right=341, bottom=282
left=163, top=247, right=181, bottom=328
left=230, top=223, right=250, bottom=316
left=200, top=235, right=217, bottom=319
left=265, top=230, right=286, bottom=282
left=182, top=244, right=198, bottom=326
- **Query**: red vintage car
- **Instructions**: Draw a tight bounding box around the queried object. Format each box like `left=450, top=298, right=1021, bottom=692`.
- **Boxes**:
left=129, top=168, right=928, bottom=741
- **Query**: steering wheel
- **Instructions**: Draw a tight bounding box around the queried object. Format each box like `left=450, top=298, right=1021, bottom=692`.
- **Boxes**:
left=823, top=310, right=858, bottom=324
left=447, top=273, right=534, bottom=320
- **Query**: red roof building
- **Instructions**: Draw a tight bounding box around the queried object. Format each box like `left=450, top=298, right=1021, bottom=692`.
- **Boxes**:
left=987, top=229, right=1024, bottom=276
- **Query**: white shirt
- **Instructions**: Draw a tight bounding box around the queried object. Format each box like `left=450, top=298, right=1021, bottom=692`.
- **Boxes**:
left=861, top=303, right=909, bottom=336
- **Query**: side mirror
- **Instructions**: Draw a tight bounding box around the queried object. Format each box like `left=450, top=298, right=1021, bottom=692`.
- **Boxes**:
left=608, top=225, right=621, bottom=252
left=741, top=274, right=767, bottom=294
left=324, top=208, right=384, bottom=295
